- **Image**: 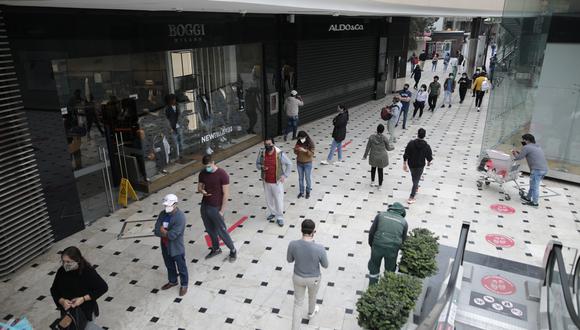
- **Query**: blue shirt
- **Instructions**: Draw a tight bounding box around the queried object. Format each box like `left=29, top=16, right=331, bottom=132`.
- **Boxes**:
left=398, top=89, right=413, bottom=110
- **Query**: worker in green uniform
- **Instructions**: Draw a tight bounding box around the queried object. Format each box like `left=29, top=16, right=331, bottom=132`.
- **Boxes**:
left=367, top=202, right=409, bottom=285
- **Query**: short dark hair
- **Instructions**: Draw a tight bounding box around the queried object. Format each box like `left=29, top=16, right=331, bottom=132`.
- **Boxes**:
left=404, top=83, right=410, bottom=88
left=434, top=76, right=439, bottom=80
left=418, top=128, right=426, bottom=139
left=264, top=137, right=275, bottom=144
left=301, top=219, right=315, bottom=235
left=522, top=133, right=535, bottom=143
left=377, top=124, right=385, bottom=134
left=202, top=154, right=213, bottom=165
left=421, top=84, right=427, bottom=89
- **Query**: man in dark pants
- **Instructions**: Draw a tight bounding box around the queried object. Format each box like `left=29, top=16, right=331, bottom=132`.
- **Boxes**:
left=367, top=202, right=408, bottom=285
left=403, top=128, right=433, bottom=204
left=457, top=72, right=470, bottom=104
left=154, top=194, right=188, bottom=296
left=427, top=76, right=441, bottom=111
left=198, top=155, right=237, bottom=261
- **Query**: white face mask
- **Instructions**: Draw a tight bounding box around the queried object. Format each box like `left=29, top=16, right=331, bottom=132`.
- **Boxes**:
left=299, top=138, right=306, bottom=143
left=165, top=205, right=175, bottom=213
left=63, top=261, right=79, bottom=272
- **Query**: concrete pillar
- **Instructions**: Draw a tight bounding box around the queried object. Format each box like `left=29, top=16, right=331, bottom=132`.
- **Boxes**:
left=466, top=17, right=482, bottom=77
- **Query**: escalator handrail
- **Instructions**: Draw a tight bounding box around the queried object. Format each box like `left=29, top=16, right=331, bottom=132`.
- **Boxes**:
left=552, top=245, right=580, bottom=327
left=416, top=221, right=470, bottom=330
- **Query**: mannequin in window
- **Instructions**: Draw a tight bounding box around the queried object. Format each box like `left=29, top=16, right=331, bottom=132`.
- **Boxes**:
left=165, top=94, right=183, bottom=159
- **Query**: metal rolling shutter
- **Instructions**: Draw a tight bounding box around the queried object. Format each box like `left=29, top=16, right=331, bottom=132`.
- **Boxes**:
left=0, top=11, right=54, bottom=277
left=297, top=37, right=377, bottom=123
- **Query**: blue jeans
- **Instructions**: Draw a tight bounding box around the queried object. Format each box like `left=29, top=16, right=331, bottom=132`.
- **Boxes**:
left=396, top=104, right=410, bottom=129
left=297, top=162, right=313, bottom=194
left=326, top=139, right=342, bottom=161
left=284, top=116, right=299, bottom=139
left=527, top=169, right=547, bottom=204
left=161, top=244, right=188, bottom=287
left=200, top=204, right=236, bottom=252
left=172, top=128, right=183, bottom=158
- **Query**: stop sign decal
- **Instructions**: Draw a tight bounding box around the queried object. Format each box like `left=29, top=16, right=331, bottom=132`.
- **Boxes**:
left=485, top=234, right=515, bottom=248
left=490, top=204, right=516, bottom=214
left=482, top=275, right=516, bottom=295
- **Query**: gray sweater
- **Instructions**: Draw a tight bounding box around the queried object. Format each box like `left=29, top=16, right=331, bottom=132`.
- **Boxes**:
left=513, top=143, right=548, bottom=171
left=287, top=239, right=329, bottom=277
left=154, top=209, right=186, bottom=257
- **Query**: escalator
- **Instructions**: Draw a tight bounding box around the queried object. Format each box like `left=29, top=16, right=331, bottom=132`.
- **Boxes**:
left=416, top=223, right=580, bottom=330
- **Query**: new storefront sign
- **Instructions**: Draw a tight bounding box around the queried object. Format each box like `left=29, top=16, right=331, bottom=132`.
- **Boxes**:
left=201, top=126, right=233, bottom=143
left=328, top=23, right=364, bottom=32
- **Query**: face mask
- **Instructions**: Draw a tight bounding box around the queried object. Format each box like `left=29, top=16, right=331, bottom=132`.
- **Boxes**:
left=403, top=87, right=408, bottom=90
left=205, top=166, right=213, bottom=173
left=521, top=141, right=527, bottom=146
left=299, top=138, right=306, bottom=143
left=265, top=145, right=273, bottom=152
left=63, top=261, right=79, bottom=272
left=421, top=88, right=426, bottom=91
left=165, top=205, right=175, bottom=213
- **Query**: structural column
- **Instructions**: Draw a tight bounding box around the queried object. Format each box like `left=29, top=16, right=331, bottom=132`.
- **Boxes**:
left=466, top=17, right=482, bottom=77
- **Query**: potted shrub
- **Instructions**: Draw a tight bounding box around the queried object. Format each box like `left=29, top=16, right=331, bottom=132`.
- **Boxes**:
left=357, top=272, right=422, bottom=330
left=398, top=228, right=439, bottom=279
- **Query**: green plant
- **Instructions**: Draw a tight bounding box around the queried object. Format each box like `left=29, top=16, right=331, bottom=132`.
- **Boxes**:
left=357, top=272, right=422, bottom=330
left=398, top=228, right=439, bottom=278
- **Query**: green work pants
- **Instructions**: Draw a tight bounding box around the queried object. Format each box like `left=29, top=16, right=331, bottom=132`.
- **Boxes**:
left=368, top=245, right=399, bottom=285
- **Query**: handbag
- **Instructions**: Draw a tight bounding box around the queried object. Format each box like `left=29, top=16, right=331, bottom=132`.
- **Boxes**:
left=50, top=307, right=88, bottom=330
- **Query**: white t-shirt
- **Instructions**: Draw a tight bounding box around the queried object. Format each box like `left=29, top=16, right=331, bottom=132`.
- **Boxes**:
left=416, top=90, right=428, bottom=102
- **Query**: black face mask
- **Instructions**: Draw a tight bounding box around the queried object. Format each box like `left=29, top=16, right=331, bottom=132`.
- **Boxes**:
left=403, top=87, right=408, bottom=90
left=265, top=145, right=274, bottom=152
left=521, top=141, right=527, bottom=146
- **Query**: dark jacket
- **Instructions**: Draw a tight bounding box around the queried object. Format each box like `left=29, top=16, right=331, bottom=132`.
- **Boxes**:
left=411, top=66, right=422, bottom=81
left=331, top=110, right=349, bottom=142
left=419, top=53, right=427, bottom=61
left=154, top=209, right=187, bottom=257
left=165, top=105, right=180, bottom=130
left=50, top=265, right=108, bottom=321
left=363, top=133, right=394, bottom=168
left=443, top=78, right=456, bottom=93
left=458, top=77, right=470, bottom=91
left=403, top=138, right=433, bottom=168
left=368, top=202, right=408, bottom=248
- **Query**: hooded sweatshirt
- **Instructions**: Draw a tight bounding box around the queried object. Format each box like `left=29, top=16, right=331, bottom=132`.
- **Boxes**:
left=368, top=202, right=408, bottom=248
left=403, top=138, right=433, bottom=168
left=363, top=133, right=394, bottom=168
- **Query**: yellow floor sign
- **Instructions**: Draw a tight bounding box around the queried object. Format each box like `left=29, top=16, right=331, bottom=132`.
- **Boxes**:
left=118, top=178, right=138, bottom=207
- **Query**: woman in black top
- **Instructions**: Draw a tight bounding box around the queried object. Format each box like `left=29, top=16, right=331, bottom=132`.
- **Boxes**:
left=410, top=65, right=422, bottom=89
left=50, top=246, right=108, bottom=323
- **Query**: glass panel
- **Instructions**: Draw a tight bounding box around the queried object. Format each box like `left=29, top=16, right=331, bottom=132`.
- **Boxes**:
left=548, top=253, right=576, bottom=329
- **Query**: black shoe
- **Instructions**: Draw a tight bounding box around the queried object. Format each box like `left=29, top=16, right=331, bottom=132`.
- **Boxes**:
left=520, top=195, right=531, bottom=202
left=292, top=136, right=297, bottom=140
left=297, top=193, right=304, bottom=198
left=522, top=201, right=539, bottom=207
left=283, top=135, right=288, bottom=142
left=448, top=105, right=451, bottom=108
left=205, top=248, right=222, bottom=259
left=441, top=104, right=445, bottom=108
left=305, top=192, right=310, bottom=199
left=228, top=250, right=237, bottom=263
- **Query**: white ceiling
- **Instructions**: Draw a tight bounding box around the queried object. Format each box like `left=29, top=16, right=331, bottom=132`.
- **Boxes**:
left=0, top=0, right=505, bottom=17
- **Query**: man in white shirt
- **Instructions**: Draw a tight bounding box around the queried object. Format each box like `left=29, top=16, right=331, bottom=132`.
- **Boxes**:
left=284, top=90, right=304, bottom=141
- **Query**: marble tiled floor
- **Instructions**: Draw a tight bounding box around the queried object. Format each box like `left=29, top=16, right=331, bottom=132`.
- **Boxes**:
left=1, top=68, right=580, bottom=330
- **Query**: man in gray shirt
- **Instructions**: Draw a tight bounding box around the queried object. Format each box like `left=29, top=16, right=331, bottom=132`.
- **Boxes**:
left=287, top=220, right=328, bottom=329
left=512, top=133, right=548, bottom=207
left=283, top=90, right=304, bottom=141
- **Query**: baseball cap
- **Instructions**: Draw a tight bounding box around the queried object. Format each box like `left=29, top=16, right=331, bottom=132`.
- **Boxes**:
left=162, top=194, right=178, bottom=206
left=290, top=90, right=298, bottom=96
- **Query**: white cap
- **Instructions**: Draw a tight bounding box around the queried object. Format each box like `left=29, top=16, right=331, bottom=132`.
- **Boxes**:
left=290, top=90, right=298, bottom=96
left=162, top=194, right=178, bottom=206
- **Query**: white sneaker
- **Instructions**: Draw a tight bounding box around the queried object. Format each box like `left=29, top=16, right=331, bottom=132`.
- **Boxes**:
left=377, top=185, right=383, bottom=191
left=320, top=160, right=329, bottom=165
left=334, top=160, right=343, bottom=165
left=308, top=305, right=320, bottom=319
left=370, top=182, right=376, bottom=187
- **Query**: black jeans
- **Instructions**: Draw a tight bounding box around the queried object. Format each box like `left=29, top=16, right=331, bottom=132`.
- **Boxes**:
left=428, top=94, right=438, bottom=111
left=371, top=167, right=384, bottom=186
left=410, top=167, right=424, bottom=198
left=412, top=101, right=425, bottom=118
left=200, top=204, right=236, bottom=252
left=475, top=91, right=485, bottom=107
left=459, top=88, right=467, bottom=103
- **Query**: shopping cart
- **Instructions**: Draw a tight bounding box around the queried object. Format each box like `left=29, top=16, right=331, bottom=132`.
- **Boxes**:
left=476, top=149, right=524, bottom=200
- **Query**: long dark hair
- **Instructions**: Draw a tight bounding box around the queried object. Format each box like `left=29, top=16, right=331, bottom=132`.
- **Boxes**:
left=61, top=246, right=91, bottom=274
left=296, top=131, right=314, bottom=149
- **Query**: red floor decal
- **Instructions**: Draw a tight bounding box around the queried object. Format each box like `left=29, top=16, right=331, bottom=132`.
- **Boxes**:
left=490, top=204, right=516, bottom=214
left=481, top=275, right=516, bottom=295
left=341, top=140, right=352, bottom=149
left=485, top=234, right=515, bottom=248
left=204, top=215, right=249, bottom=248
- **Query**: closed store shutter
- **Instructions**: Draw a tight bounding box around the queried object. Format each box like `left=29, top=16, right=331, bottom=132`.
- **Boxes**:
left=297, top=37, right=377, bottom=123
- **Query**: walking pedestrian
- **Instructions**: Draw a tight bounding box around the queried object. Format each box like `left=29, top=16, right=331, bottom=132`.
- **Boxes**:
left=441, top=73, right=456, bottom=108
left=412, top=84, right=428, bottom=119
left=294, top=131, right=315, bottom=199
left=403, top=128, right=433, bottom=204
left=450, top=56, right=459, bottom=78
left=320, top=105, right=349, bottom=165
left=472, top=69, right=481, bottom=97
left=411, top=64, right=422, bottom=89
left=409, top=53, right=418, bottom=76
left=419, top=50, right=427, bottom=70
left=472, top=72, right=489, bottom=111
left=458, top=73, right=470, bottom=104
left=443, top=52, right=451, bottom=72
left=198, top=155, right=237, bottom=262
left=367, top=202, right=408, bottom=285
left=397, top=83, right=413, bottom=129
left=363, top=124, right=394, bottom=190
left=256, top=138, right=292, bottom=226
left=287, top=220, right=329, bottom=329
left=427, top=76, right=441, bottom=111
left=50, top=246, right=108, bottom=327
left=385, top=96, right=402, bottom=144
left=283, top=90, right=304, bottom=141
left=512, top=134, right=549, bottom=207
left=457, top=51, right=465, bottom=73
left=154, top=194, right=189, bottom=296
left=431, top=53, right=439, bottom=71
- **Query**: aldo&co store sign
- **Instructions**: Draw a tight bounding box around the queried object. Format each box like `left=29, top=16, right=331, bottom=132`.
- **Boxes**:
left=328, top=23, right=365, bottom=32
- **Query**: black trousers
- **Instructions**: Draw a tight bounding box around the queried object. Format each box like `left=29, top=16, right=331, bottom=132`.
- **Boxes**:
left=412, top=101, right=425, bottom=118
left=428, top=94, right=438, bottom=111
left=410, top=167, right=424, bottom=198
left=371, top=167, right=384, bottom=186
left=475, top=91, right=485, bottom=107
left=459, top=88, right=467, bottom=103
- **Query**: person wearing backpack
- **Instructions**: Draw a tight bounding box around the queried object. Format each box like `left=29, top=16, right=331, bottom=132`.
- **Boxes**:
left=384, top=96, right=402, bottom=144
left=472, top=72, right=489, bottom=111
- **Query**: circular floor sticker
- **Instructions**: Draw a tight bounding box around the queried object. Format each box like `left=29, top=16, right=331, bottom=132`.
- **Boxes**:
left=490, top=204, right=516, bottom=214
left=485, top=234, right=515, bottom=248
left=482, top=275, right=517, bottom=295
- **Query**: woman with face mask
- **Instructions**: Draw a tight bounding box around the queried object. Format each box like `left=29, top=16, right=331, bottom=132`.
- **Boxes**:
left=363, top=124, right=394, bottom=190
left=293, top=131, right=315, bottom=199
left=457, top=73, right=470, bottom=104
left=412, top=84, right=428, bottom=119
left=50, top=246, right=108, bottom=327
